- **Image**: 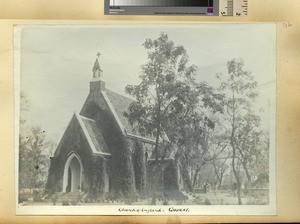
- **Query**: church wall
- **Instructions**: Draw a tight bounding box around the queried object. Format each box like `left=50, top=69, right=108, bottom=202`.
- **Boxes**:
left=45, top=115, right=107, bottom=197
left=80, top=91, right=136, bottom=200
left=131, top=140, right=147, bottom=196
left=84, top=155, right=108, bottom=201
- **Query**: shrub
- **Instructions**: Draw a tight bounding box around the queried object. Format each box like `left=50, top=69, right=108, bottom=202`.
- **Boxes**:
left=204, top=198, right=211, bottom=205
left=19, top=194, right=30, bottom=203
left=246, top=192, right=268, bottom=205
left=62, top=199, right=70, bottom=206
left=51, top=193, right=59, bottom=205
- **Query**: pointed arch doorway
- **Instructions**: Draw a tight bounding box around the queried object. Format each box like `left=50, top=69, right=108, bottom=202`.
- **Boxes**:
left=62, top=153, right=83, bottom=193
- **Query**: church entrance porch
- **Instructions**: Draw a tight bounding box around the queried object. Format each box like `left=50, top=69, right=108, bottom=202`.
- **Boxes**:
left=62, top=153, right=83, bottom=193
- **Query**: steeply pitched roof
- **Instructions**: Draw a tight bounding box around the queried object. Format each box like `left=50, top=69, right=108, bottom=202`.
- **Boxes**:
left=76, top=114, right=110, bottom=155
left=103, top=89, right=161, bottom=143
left=105, top=89, right=135, bottom=134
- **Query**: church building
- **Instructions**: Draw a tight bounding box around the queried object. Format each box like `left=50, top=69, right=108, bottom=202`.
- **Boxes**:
left=45, top=57, right=183, bottom=201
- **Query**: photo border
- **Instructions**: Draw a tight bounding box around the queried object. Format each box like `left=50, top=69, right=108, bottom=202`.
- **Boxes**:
left=13, top=23, right=277, bottom=216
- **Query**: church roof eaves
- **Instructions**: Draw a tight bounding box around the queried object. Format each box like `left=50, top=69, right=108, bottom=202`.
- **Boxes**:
left=126, top=131, right=156, bottom=144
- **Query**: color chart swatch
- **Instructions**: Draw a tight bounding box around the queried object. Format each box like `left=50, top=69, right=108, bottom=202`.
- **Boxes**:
left=109, top=0, right=213, bottom=7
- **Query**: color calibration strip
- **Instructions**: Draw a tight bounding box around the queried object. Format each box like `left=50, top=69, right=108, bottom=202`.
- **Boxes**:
left=105, top=0, right=248, bottom=16
left=109, top=0, right=213, bottom=7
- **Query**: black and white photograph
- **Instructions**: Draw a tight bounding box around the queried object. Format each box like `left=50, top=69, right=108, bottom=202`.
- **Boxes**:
left=15, top=24, right=276, bottom=215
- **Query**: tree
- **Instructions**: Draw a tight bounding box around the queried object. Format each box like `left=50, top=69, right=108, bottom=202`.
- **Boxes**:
left=155, top=77, right=224, bottom=193
left=246, top=129, right=269, bottom=188
left=234, top=110, right=262, bottom=185
left=125, top=33, right=198, bottom=204
left=20, top=91, right=31, bottom=127
left=216, top=58, right=261, bottom=204
left=173, top=111, right=216, bottom=192
left=28, top=127, right=49, bottom=190
left=19, top=92, right=51, bottom=195
left=212, top=150, right=230, bottom=190
left=20, top=126, right=49, bottom=193
left=19, top=91, right=31, bottom=190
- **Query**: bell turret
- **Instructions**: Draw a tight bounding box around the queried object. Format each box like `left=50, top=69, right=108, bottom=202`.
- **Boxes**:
left=90, top=52, right=105, bottom=92
left=92, top=52, right=103, bottom=79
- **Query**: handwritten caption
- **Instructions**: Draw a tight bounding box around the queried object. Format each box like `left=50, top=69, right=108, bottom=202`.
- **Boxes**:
left=118, top=207, right=190, bottom=214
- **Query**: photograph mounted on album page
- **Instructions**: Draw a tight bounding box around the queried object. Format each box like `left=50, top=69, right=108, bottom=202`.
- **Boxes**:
left=14, top=23, right=276, bottom=215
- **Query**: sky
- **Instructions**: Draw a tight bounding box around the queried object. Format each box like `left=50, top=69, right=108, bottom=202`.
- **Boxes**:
left=16, top=24, right=276, bottom=144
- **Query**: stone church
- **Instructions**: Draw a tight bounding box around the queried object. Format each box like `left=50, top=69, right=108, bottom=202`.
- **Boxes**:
left=45, top=57, right=183, bottom=201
